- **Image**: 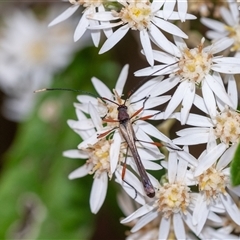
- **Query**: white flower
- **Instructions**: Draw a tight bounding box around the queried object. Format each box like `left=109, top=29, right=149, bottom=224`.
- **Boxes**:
left=64, top=64, right=172, bottom=210
left=172, top=80, right=239, bottom=170
left=87, top=0, right=196, bottom=66
left=201, top=0, right=240, bottom=56
left=49, top=0, right=112, bottom=46
left=120, top=150, right=197, bottom=240
left=190, top=143, right=240, bottom=235
left=135, top=37, right=240, bottom=124
left=0, top=7, right=87, bottom=121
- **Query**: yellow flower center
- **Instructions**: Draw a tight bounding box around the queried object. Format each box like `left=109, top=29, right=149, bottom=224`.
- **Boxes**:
left=156, top=182, right=190, bottom=218
left=114, top=0, right=152, bottom=30
left=225, top=25, right=240, bottom=52
left=214, top=108, right=240, bottom=145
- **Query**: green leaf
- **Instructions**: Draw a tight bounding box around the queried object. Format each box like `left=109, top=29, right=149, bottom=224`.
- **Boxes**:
left=231, top=143, right=240, bottom=186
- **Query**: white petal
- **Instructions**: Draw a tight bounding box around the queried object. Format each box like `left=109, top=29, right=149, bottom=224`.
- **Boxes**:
left=149, top=24, right=180, bottom=56
left=168, top=151, right=178, bottom=184
left=74, top=10, right=90, bottom=42
left=202, top=77, right=217, bottom=118
left=228, top=0, right=239, bottom=25
left=140, top=29, right=154, bottom=66
left=220, top=193, right=240, bottom=225
left=204, top=37, right=234, bottom=54
left=63, top=149, right=88, bottom=159
left=205, top=74, right=233, bottom=108
left=48, top=5, right=79, bottom=27
left=173, top=35, right=187, bottom=48
left=153, top=17, right=188, bottom=38
left=200, top=17, right=226, bottom=33
left=173, top=213, right=186, bottom=239
left=158, top=217, right=171, bottom=240
left=90, top=173, right=108, bottom=213
left=152, top=50, right=177, bottom=64
left=217, top=144, right=237, bottom=170
left=164, top=81, right=188, bottom=120
left=131, top=210, right=158, bottom=232
left=115, top=64, right=129, bottom=96
left=155, top=10, right=196, bottom=20
left=99, top=25, right=129, bottom=54
left=78, top=133, right=100, bottom=149
left=219, top=6, right=235, bottom=26
left=194, top=143, right=228, bottom=176
left=110, top=132, right=121, bottom=174
left=120, top=203, right=154, bottom=223
left=193, top=95, right=208, bottom=114
left=91, top=77, right=112, bottom=99
left=89, top=20, right=101, bottom=47
left=151, top=0, right=164, bottom=12
left=163, top=0, right=176, bottom=20
left=177, top=0, right=188, bottom=22
left=176, top=157, right=188, bottom=181
left=173, top=131, right=209, bottom=145
left=88, top=102, right=102, bottom=131
left=68, top=164, right=92, bottom=179
left=227, top=75, right=238, bottom=109
left=177, top=150, right=198, bottom=167
left=87, top=11, right=119, bottom=21
left=77, top=95, right=98, bottom=105
left=180, top=83, right=195, bottom=124
left=212, top=63, right=240, bottom=74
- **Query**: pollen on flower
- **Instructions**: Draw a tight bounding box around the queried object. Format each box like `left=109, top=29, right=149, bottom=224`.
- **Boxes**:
left=85, top=139, right=113, bottom=178
left=225, top=25, right=240, bottom=52
left=156, top=182, right=190, bottom=218
left=113, top=0, right=152, bottom=31
left=198, top=167, right=228, bottom=201
left=214, top=107, right=240, bottom=145
left=173, top=39, right=213, bottom=86
left=69, top=0, right=103, bottom=8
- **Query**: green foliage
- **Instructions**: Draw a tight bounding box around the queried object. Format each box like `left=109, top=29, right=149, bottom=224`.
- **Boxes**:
left=231, top=143, right=240, bottom=187
left=0, top=46, right=120, bottom=239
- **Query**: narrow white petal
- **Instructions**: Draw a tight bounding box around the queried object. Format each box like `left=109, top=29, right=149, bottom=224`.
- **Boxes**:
left=180, top=83, right=195, bottom=124
left=227, top=75, right=238, bottom=109
left=110, top=132, right=121, bottom=174
left=173, top=213, right=186, bottom=239
left=194, top=143, right=227, bottom=176
left=140, top=29, right=154, bottom=66
left=202, top=78, right=217, bottom=118
left=214, top=57, right=240, bottom=64
left=164, top=81, right=188, bottom=119
left=152, top=50, right=177, bottom=64
left=177, top=0, right=188, bottom=22
left=141, top=160, right=162, bottom=170
left=200, top=17, right=226, bottom=33
left=205, top=74, right=233, bottom=108
left=120, top=203, right=154, bottom=223
left=63, top=149, right=88, bottom=159
left=158, top=217, right=171, bottom=240
left=74, top=10, right=89, bottom=42
left=149, top=24, right=180, bottom=56
left=78, top=133, right=100, bottom=149
left=176, top=127, right=209, bottom=137
left=176, top=157, right=188, bottom=181
left=177, top=150, right=198, bottom=167
left=192, top=194, right=206, bottom=225
left=168, top=151, right=178, bottom=184
left=153, top=17, right=188, bottom=38
left=88, top=22, right=122, bottom=30
left=77, top=95, right=98, bottom=105
left=68, top=164, right=92, bottom=179
left=48, top=5, right=79, bottom=27
left=220, top=193, right=240, bottom=225
left=115, top=64, right=129, bottom=96
left=155, top=11, right=196, bottom=20
left=228, top=0, right=239, bottom=25
left=163, top=0, right=176, bottom=20
left=150, top=76, right=179, bottom=97
left=88, top=102, right=102, bottom=131
left=193, top=95, right=208, bottom=114
left=206, top=30, right=227, bottom=40
left=219, top=6, right=235, bottom=26
left=217, top=144, right=237, bottom=170
left=90, top=21, right=101, bottom=47
left=87, top=11, right=119, bottom=21
left=91, top=77, right=112, bottom=99
left=131, top=210, right=159, bottom=232
left=99, top=25, right=129, bottom=54
left=204, top=37, right=234, bottom=54
left=173, top=35, right=187, bottom=48
left=90, top=173, right=108, bottom=213
left=151, top=0, right=164, bottom=12
left=173, top=132, right=209, bottom=145
left=212, top=63, right=240, bottom=74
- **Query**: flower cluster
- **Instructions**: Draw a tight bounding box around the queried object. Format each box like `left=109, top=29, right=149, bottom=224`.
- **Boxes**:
left=46, top=0, right=240, bottom=239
